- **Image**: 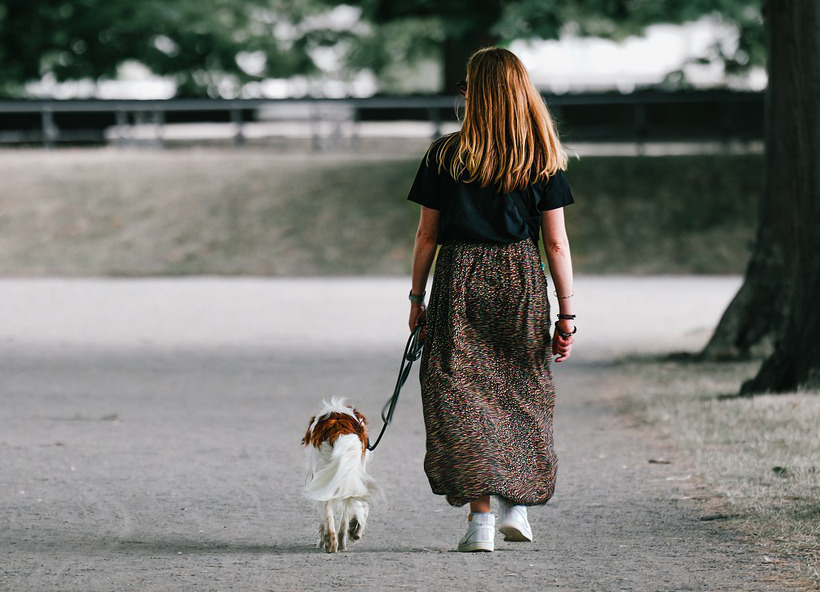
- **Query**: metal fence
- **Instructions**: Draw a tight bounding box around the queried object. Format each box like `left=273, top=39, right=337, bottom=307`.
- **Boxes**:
left=0, top=91, right=763, bottom=149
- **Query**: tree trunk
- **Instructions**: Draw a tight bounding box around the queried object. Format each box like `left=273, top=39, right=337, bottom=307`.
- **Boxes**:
left=700, top=1, right=801, bottom=361
left=442, top=34, right=498, bottom=93
left=740, top=0, right=820, bottom=393
left=439, top=2, right=501, bottom=94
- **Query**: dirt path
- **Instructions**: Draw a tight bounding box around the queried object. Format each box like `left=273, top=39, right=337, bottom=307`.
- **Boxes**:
left=0, top=277, right=802, bottom=591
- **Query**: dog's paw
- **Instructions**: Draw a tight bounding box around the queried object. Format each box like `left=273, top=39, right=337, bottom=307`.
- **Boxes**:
left=348, top=517, right=363, bottom=541
left=323, top=530, right=338, bottom=553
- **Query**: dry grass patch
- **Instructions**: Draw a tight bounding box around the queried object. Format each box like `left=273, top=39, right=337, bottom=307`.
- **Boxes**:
left=0, top=148, right=760, bottom=276
left=0, top=149, right=420, bottom=276
left=619, top=358, right=820, bottom=585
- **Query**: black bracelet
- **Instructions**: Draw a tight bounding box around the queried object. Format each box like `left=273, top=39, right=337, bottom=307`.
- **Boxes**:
left=408, top=289, right=426, bottom=304
left=557, top=313, right=576, bottom=320
left=556, top=325, right=577, bottom=339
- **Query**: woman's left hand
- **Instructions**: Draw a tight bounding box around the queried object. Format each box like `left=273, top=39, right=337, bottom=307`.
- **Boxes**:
left=409, top=303, right=427, bottom=340
left=552, top=320, right=575, bottom=362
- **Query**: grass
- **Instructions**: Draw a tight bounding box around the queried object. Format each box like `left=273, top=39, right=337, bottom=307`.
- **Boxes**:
left=619, top=357, right=820, bottom=587
left=0, top=148, right=761, bottom=276
left=564, top=154, right=761, bottom=274
left=0, top=149, right=419, bottom=276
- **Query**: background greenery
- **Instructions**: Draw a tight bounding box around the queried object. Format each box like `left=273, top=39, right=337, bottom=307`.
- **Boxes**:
left=0, top=149, right=760, bottom=276
left=0, top=0, right=763, bottom=97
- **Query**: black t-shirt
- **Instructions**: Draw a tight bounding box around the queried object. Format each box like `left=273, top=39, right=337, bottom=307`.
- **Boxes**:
left=406, top=146, right=574, bottom=245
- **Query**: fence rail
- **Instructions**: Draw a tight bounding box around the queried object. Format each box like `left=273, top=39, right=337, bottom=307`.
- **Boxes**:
left=0, top=91, right=763, bottom=149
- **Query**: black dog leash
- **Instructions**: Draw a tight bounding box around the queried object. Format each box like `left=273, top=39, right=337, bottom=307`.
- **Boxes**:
left=366, top=324, right=424, bottom=452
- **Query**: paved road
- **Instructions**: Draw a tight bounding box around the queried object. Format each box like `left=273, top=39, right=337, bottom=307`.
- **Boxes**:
left=0, top=277, right=800, bottom=591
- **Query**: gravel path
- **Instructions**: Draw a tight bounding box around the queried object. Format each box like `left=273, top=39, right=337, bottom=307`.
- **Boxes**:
left=0, top=277, right=802, bottom=591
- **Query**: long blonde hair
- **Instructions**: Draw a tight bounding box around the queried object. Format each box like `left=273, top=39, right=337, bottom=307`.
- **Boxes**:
left=433, top=47, right=567, bottom=194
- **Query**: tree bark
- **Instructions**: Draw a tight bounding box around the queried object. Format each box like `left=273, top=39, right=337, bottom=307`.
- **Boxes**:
left=440, top=2, right=501, bottom=93
left=442, top=34, right=498, bottom=93
left=369, top=0, right=500, bottom=94
left=740, top=0, right=820, bottom=393
left=700, top=1, right=801, bottom=361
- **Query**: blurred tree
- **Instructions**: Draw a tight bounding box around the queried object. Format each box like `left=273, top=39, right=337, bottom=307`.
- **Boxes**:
left=699, top=1, right=794, bottom=363
left=0, top=0, right=317, bottom=97
left=720, top=0, right=819, bottom=394
left=0, top=0, right=764, bottom=96
left=336, top=0, right=764, bottom=92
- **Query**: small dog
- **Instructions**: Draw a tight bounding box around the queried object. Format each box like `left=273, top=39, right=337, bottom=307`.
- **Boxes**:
left=302, top=397, right=380, bottom=553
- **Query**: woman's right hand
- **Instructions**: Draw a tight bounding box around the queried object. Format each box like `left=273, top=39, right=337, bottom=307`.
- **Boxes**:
left=552, top=319, right=575, bottom=362
left=409, top=303, right=427, bottom=340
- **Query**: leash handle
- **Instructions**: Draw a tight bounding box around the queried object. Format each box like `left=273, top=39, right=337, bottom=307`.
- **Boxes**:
left=366, top=324, right=424, bottom=452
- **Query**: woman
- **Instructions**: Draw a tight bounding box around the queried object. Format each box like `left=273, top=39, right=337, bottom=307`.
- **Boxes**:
left=406, top=47, right=576, bottom=553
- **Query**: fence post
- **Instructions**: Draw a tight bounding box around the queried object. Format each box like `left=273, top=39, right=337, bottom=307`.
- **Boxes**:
left=310, top=101, right=321, bottom=151
left=633, top=101, right=647, bottom=155
left=155, top=108, right=165, bottom=148
left=41, top=107, right=58, bottom=148
left=115, top=109, right=128, bottom=147
left=350, top=105, right=360, bottom=150
left=428, top=107, right=442, bottom=139
left=231, top=108, right=245, bottom=146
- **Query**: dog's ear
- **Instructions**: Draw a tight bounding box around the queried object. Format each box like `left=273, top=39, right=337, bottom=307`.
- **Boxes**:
left=302, top=416, right=315, bottom=447
left=354, top=410, right=368, bottom=454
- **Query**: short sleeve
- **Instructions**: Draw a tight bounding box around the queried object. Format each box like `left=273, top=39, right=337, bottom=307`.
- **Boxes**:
left=406, top=154, right=443, bottom=210
left=534, top=170, right=574, bottom=211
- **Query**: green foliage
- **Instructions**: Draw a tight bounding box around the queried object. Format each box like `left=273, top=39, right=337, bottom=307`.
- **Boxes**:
left=327, top=0, right=765, bottom=92
left=0, top=0, right=764, bottom=97
left=346, top=17, right=443, bottom=93
left=0, top=0, right=316, bottom=97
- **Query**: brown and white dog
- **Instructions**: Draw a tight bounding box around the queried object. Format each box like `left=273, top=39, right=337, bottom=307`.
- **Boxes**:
left=302, top=397, right=380, bottom=553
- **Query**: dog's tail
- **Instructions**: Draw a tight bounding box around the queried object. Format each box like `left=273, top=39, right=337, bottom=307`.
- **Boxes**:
left=305, top=434, right=381, bottom=503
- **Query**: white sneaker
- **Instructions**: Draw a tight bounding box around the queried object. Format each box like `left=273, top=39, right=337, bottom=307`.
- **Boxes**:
left=457, top=512, right=495, bottom=552
left=497, top=498, right=533, bottom=542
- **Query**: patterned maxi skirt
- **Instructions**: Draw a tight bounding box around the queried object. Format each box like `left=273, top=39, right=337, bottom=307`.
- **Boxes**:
left=420, top=238, right=557, bottom=507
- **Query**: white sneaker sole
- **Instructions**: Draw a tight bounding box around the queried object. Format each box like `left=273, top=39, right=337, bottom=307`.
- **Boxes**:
left=498, top=523, right=533, bottom=542
left=457, top=541, right=494, bottom=552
